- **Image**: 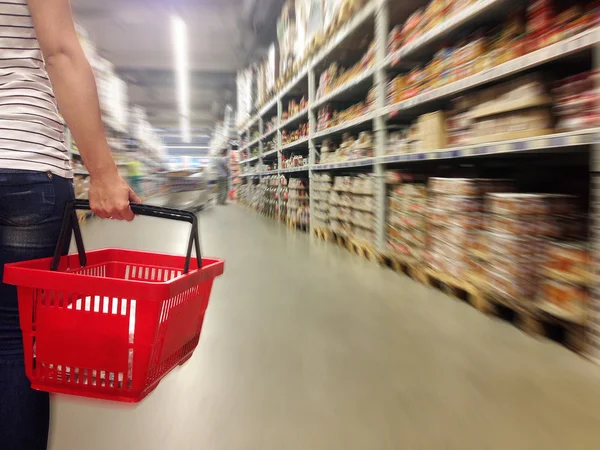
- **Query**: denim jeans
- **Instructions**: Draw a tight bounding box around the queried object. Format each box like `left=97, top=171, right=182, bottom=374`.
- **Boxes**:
left=0, top=169, right=74, bottom=450
left=217, top=177, right=228, bottom=205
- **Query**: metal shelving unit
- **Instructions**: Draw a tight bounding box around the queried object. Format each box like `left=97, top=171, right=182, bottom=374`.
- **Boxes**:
left=237, top=0, right=600, bottom=360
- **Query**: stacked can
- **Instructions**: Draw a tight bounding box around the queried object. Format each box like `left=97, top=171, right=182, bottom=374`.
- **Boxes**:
left=483, top=193, right=578, bottom=302
left=426, top=178, right=512, bottom=279
left=387, top=183, right=428, bottom=262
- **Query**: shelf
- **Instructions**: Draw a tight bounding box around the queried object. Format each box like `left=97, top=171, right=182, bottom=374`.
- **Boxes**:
left=280, top=66, right=310, bottom=99
left=384, top=27, right=600, bottom=118
left=261, top=127, right=278, bottom=141
left=261, top=169, right=278, bottom=176
left=258, top=95, right=278, bottom=119
left=245, top=136, right=261, bottom=150
left=262, top=148, right=279, bottom=159
left=312, top=0, right=378, bottom=68
left=245, top=115, right=260, bottom=133
left=386, top=0, right=509, bottom=66
left=241, top=156, right=260, bottom=165
left=381, top=129, right=600, bottom=164
left=74, top=170, right=89, bottom=176
left=312, top=66, right=376, bottom=110
left=313, top=112, right=375, bottom=140
left=280, top=108, right=309, bottom=129
left=282, top=136, right=310, bottom=151
left=280, top=166, right=309, bottom=173
left=313, top=157, right=376, bottom=171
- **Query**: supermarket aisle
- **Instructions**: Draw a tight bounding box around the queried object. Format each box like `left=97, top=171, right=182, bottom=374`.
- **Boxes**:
left=50, top=205, right=600, bottom=450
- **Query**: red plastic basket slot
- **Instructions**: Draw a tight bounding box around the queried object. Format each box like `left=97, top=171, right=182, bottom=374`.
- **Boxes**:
left=3, top=248, right=224, bottom=403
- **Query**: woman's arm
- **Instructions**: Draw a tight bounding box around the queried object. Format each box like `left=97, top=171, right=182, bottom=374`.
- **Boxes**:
left=27, top=0, right=140, bottom=221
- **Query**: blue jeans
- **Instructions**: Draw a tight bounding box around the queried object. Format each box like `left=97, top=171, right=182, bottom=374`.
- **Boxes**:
left=0, top=169, right=74, bottom=450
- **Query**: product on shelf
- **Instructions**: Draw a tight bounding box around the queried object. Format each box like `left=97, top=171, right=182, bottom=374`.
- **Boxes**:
left=538, top=279, right=588, bottom=314
left=282, top=123, right=309, bottom=146
left=259, top=175, right=280, bottom=217
left=316, top=95, right=374, bottom=132
left=386, top=110, right=446, bottom=154
left=328, top=175, right=376, bottom=245
left=316, top=42, right=375, bottom=99
left=263, top=137, right=278, bottom=155
left=387, top=2, right=600, bottom=106
left=388, top=0, right=479, bottom=55
left=312, top=173, right=333, bottom=230
left=319, top=131, right=374, bottom=163
left=554, top=70, right=600, bottom=132
left=482, top=190, right=585, bottom=303
left=264, top=116, right=277, bottom=135
left=287, top=177, right=310, bottom=228
left=282, top=97, right=308, bottom=122
left=274, top=0, right=370, bottom=92
left=281, top=154, right=308, bottom=169
left=387, top=181, right=428, bottom=261
left=426, top=178, right=514, bottom=280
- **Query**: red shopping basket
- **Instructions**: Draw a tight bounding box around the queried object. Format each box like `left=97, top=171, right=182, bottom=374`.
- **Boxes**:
left=3, top=200, right=224, bottom=403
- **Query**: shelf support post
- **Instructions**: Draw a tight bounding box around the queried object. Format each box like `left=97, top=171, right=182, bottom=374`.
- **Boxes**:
left=374, top=0, right=389, bottom=252
left=309, top=65, right=317, bottom=236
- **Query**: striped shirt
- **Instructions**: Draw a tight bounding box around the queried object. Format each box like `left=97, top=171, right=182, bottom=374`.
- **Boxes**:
left=0, top=1, right=71, bottom=178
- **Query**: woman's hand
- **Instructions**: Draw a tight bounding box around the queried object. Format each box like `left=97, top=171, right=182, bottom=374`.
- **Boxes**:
left=89, top=169, right=141, bottom=221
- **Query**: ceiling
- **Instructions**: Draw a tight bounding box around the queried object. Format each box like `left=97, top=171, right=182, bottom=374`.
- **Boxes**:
left=71, top=0, right=284, bottom=138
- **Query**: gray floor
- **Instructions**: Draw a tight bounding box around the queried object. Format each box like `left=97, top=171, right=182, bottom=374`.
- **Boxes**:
left=51, top=204, right=600, bottom=450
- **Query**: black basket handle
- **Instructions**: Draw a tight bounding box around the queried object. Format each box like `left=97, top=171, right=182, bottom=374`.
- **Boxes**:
left=51, top=200, right=202, bottom=274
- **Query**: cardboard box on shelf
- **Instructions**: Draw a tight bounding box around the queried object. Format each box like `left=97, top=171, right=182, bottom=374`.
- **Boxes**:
left=418, top=111, right=447, bottom=151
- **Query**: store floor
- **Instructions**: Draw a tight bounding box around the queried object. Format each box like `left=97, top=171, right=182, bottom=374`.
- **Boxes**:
left=50, top=203, right=600, bottom=450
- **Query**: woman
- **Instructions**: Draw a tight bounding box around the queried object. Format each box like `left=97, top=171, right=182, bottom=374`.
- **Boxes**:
left=0, top=0, right=139, bottom=448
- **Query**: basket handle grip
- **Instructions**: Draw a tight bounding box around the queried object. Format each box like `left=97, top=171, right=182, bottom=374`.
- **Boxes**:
left=50, top=199, right=202, bottom=273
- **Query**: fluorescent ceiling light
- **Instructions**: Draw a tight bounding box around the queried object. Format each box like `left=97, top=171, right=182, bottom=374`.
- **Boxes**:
left=171, top=15, right=190, bottom=143
left=166, top=146, right=210, bottom=149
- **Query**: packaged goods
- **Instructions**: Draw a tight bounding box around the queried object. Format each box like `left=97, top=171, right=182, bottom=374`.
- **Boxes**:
left=485, top=232, right=540, bottom=256
left=542, top=241, right=590, bottom=279
left=539, top=279, right=587, bottom=310
left=430, top=210, right=483, bottom=229
left=488, top=254, right=539, bottom=278
left=386, top=179, right=428, bottom=261
left=487, top=193, right=551, bottom=215
left=486, top=214, right=549, bottom=236
left=428, top=177, right=512, bottom=196
left=329, top=174, right=376, bottom=245
left=281, top=122, right=309, bottom=146
left=554, top=70, right=600, bottom=131
left=486, top=267, right=537, bottom=299
left=417, top=111, right=447, bottom=151
left=430, top=195, right=482, bottom=212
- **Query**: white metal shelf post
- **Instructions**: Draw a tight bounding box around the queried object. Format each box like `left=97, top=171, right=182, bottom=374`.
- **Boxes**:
left=374, top=0, right=389, bottom=251
left=258, top=116, right=264, bottom=165
left=590, top=44, right=600, bottom=362
left=308, top=66, right=317, bottom=235
left=591, top=142, right=600, bottom=362
left=277, top=97, right=283, bottom=218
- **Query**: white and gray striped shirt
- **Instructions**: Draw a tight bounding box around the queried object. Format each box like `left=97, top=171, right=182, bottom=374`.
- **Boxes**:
left=0, top=1, right=72, bottom=178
